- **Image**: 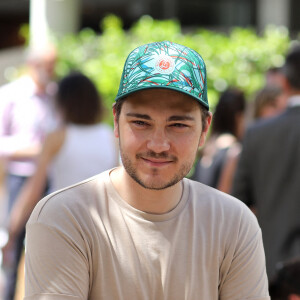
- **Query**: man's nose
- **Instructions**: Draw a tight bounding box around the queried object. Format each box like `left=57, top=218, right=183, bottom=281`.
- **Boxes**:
left=146, top=129, right=170, bottom=153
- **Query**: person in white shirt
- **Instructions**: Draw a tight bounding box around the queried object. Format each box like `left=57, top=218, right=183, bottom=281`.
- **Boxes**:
left=3, top=72, right=119, bottom=295
left=0, top=44, right=58, bottom=300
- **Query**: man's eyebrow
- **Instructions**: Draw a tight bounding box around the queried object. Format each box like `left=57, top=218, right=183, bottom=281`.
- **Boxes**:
left=126, top=113, right=152, bottom=120
left=125, top=113, right=195, bottom=122
left=168, top=115, right=195, bottom=122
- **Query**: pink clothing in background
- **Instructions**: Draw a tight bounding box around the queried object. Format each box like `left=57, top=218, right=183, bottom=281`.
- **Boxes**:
left=0, top=76, right=58, bottom=176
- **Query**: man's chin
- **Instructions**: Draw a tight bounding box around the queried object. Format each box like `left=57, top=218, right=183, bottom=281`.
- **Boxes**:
left=121, top=154, right=192, bottom=190
left=131, top=173, right=181, bottom=190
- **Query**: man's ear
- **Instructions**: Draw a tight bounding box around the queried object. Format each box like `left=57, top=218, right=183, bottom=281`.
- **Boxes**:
left=281, top=76, right=291, bottom=92
left=112, top=104, right=119, bottom=138
left=288, top=294, right=300, bottom=300
left=199, top=112, right=212, bottom=147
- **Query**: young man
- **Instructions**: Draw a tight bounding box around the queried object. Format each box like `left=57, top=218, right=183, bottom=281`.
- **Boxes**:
left=24, top=41, right=270, bottom=300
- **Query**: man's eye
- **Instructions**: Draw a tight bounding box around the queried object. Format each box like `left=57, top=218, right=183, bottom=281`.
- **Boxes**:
left=171, top=123, right=188, bottom=128
left=132, top=120, right=148, bottom=126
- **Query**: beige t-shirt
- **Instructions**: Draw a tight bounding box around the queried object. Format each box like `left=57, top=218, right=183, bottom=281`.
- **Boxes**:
left=24, top=170, right=270, bottom=300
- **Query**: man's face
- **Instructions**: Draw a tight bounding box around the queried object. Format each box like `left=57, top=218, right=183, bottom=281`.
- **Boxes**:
left=31, top=47, right=57, bottom=88
left=113, top=89, right=211, bottom=190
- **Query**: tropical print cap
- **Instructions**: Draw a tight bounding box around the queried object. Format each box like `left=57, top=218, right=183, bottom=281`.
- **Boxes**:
left=116, top=41, right=209, bottom=110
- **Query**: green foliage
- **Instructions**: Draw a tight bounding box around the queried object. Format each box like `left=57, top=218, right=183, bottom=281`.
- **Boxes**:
left=19, top=24, right=30, bottom=46
left=53, top=15, right=291, bottom=124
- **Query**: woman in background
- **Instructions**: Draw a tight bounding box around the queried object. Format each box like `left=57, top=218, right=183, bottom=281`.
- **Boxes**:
left=192, top=87, right=246, bottom=194
left=3, top=71, right=119, bottom=260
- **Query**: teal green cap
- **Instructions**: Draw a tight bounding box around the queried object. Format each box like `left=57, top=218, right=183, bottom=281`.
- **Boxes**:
left=116, top=41, right=209, bottom=110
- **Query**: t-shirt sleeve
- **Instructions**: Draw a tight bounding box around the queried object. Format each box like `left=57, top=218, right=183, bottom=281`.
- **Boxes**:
left=24, top=201, right=90, bottom=300
left=219, top=206, right=270, bottom=300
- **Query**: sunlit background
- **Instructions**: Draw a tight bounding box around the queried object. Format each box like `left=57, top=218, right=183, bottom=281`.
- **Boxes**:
left=0, top=1, right=299, bottom=298
left=0, top=0, right=296, bottom=108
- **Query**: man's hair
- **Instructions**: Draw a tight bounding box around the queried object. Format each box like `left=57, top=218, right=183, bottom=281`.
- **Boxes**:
left=114, top=96, right=210, bottom=130
left=282, top=46, right=300, bottom=90
left=211, top=87, right=246, bottom=138
left=56, top=71, right=104, bottom=124
left=253, top=85, right=282, bottom=119
left=269, top=257, right=300, bottom=300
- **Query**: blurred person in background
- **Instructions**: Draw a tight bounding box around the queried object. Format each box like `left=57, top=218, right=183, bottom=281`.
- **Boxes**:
left=265, top=66, right=288, bottom=113
left=192, top=87, right=246, bottom=194
left=3, top=72, right=119, bottom=298
left=0, top=44, right=58, bottom=213
left=251, top=85, right=285, bottom=120
left=232, top=46, right=300, bottom=279
left=265, top=67, right=283, bottom=87
left=0, top=44, right=58, bottom=300
left=269, top=257, right=300, bottom=300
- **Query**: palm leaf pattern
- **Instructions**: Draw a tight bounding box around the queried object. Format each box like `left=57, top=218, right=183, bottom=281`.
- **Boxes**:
left=116, top=41, right=208, bottom=109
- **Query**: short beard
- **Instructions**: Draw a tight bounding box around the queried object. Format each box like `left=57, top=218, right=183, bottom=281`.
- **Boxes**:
left=120, top=150, right=193, bottom=190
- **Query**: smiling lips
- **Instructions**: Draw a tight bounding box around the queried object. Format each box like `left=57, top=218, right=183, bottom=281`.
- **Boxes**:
left=140, top=157, right=174, bottom=167
left=136, top=151, right=177, bottom=167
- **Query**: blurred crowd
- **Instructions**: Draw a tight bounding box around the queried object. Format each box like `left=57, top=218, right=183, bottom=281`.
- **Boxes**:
left=0, top=43, right=299, bottom=300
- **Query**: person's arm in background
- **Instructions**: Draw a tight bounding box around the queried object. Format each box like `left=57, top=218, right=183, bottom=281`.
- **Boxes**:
left=217, top=143, right=241, bottom=194
left=0, top=102, right=42, bottom=160
left=0, top=84, right=50, bottom=160
left=0, top=117, right=43, bottom=160
left=231, top=129, right=256, bottom=212
left=2, top=129, right=65, bottom=265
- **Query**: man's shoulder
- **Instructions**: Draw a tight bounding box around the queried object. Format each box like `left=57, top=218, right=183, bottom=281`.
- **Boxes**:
left=248, top=108, right=299, bottom=133
left=0, top=76, right=35, bottom=99
left=186, top=178, right=260, bottom=232
left=28, top=170, right=110, bottom=226
left=249, top=114, right=282, bottom=132
left=187, top=178, right=252, bottom=213
left=244, top=109, right=300, bottom=147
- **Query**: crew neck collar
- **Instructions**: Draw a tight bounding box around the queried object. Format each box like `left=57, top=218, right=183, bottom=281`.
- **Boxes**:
left=105, top=169, right=190, bottom=222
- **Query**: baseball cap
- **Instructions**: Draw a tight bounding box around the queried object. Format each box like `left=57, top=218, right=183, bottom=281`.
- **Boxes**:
left=115, top=41, right=209, bottom=110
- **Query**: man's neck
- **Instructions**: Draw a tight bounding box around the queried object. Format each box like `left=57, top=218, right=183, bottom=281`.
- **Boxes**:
left=287, top=91, right=300, bottom=107
left=286, top=88, right=300, bottom=98
left=110, top=167, right=183, bottom=214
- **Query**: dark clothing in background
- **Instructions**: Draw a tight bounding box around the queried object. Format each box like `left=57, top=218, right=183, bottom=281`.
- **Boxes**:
left=192, top=133, right=238, bottom=190
left=232, top=105, right=300, bottom=279
left=192, top=148, right=228, bottom=188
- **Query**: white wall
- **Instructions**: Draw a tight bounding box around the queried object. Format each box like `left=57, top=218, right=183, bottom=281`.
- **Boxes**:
left=29, top=0, right=81, bottom=49
left=257, top=0, right=291, bottom=31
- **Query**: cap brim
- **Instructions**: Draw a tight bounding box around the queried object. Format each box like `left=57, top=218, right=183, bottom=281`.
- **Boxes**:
left=115, top=85, right=209, bottom=110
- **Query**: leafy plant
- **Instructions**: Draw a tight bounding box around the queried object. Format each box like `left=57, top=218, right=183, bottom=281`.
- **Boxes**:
left=53, top=14, right=291, bottom=124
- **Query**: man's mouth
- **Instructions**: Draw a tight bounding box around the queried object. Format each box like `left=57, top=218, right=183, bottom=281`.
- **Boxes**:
left=136, top=151, right=177, bottom=167
left=140, top=157, right=174, bottom=167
